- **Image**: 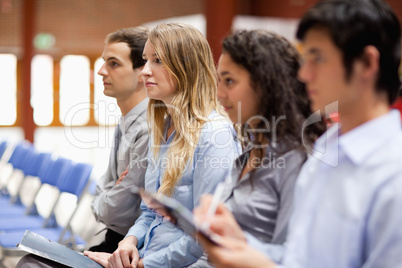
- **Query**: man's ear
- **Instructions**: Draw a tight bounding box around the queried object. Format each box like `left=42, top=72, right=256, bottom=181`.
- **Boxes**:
left=137, top=67, right=144, bottom=83
left=138, top=74, right=144, bottom=83
left=356, top=45, right=380, bottom=79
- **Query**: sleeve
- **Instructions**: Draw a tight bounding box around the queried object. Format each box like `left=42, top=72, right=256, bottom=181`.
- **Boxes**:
left=125, top=199, right=156, bottom=249
left=125, top=144, right=157, bottom=248
left=245, top=232, right=285, bottom=264
left=187, top=252, right=214, bottom=268
left=143, top=121, right=242, bottom=268
left=362, top=175, right=402, bottom=268
left=270, top=151, right=305, bottom=245
left=91, top=128, right=149, bottom=234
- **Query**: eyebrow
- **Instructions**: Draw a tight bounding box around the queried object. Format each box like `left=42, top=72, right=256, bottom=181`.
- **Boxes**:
left=142, top=53, right=158, bottom=58
left=219, top=71, right=231, bottom=76
left=305, top=47, right=321, bottom=56
left=104, top=56, right=120, bottom=62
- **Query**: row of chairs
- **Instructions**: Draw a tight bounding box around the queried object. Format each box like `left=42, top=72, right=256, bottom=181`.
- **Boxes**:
left=0, top=140, right=103, bottom=267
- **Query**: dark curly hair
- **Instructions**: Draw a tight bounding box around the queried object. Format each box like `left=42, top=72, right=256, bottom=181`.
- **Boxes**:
left=222, top=30, right=325, bottom=160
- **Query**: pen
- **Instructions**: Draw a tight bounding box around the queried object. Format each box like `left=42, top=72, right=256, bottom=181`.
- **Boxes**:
left=201, top=176, right=230, bottom=230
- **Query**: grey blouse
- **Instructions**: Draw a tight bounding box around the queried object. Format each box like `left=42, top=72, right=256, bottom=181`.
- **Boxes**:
left=189, top=143, right=306, bottom=267
left=223, top=144, right=306, bottom=244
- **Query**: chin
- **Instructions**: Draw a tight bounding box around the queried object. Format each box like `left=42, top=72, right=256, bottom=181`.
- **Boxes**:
left=103, top=89, right=113, bottom=96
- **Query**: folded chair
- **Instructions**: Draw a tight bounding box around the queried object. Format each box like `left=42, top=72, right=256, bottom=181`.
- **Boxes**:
left=0, top=142, right=32, bottom=198
left=0, top=152, right=52, bottom=217
left=0, top=156, right=72, bottom=232
left=0, top=161, right=93, bottom=266
left=0, top=146, right=36, bottom=207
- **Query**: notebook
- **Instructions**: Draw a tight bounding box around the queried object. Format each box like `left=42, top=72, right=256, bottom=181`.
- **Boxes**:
left=17, top=230, right=102, bottom=268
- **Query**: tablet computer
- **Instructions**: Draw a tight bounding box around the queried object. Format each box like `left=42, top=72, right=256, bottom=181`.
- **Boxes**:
left=139, top=188, right=220, bottom=245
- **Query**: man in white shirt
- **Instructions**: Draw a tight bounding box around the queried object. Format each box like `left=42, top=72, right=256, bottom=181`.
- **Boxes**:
left=195, top=0, right=402, bottom=267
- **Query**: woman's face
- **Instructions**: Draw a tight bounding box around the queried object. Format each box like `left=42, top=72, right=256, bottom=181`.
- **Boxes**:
left=141, top=40, right=178, bottom=105
left=217, top=52, right=259, bottom=125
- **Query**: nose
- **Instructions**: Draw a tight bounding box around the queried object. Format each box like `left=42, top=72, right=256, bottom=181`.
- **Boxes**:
left=97, top=62, right=107, bottom=76
left=298, top=61, right=312, bottom=83
left=217, top=81, right=227, bottom=101
left=141, top=60, right=152, bottom=77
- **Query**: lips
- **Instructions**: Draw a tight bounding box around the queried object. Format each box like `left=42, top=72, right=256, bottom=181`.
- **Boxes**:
left=145, top=82, right=157, bottom=87
left=306, top=88, right=317, bottom=98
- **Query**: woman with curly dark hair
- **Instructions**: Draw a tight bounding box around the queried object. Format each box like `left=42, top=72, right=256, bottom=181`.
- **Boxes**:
left=190, top=29, right=325, bottom=267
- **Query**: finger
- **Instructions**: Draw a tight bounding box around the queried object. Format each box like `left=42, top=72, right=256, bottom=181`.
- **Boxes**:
left=118, top=250, right=136, bottom=268
left=194, top=195, right=216, bottom=224
left=85, top=252, right=110, bottom=267
left=199, top=195, right=214, bottom=211
left=130, top=250, right=140, bottom=268
left=209, top=215, right=238, bottom=234
left=110, top=251, right=126, bottom=268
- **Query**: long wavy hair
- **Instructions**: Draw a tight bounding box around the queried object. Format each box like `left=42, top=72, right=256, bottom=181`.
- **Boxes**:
left=222, top=30, right=325, bottom=173
left=147, top=23, right=225, bottom=196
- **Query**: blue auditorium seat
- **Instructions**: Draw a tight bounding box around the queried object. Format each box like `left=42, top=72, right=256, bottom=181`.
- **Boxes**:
left=0, top=161, right=93, bottom=253
left=0, top=152, right=52, bottom=217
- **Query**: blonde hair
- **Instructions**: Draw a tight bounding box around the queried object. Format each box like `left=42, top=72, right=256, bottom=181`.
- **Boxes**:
left=147, top=23, right=225, bottom=196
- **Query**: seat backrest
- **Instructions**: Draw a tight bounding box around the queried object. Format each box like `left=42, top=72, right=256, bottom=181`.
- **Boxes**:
left=58, top=162, right=93, bottom=197
left=0, top=141, right=7, bottom=159
left=24, top=152, right=52, bottom=178
left=40, top=156, right=72, bottom=186
left=19, top=146, right=37, bottom=175
left=8, top=142, right=32, bottom=170
left=50, top=162, right=93, bottom=233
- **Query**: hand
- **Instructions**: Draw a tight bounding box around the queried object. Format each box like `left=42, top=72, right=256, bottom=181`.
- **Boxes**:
left=194, top=195, right=246, bottom=242
left=84, top=251, right=112, bottom=267
left=138, top=258, right=144, bottom=268
left=116, top=169, right=129, bottom=185
left=197, top=234, right=276, bottom=268
left=108, top=236, right=140, bottom=268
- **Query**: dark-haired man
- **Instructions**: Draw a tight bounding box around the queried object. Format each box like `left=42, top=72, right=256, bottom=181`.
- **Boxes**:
left=90, top=27, right=149, bottom=253
left=15, top=27, right=150, bottom=267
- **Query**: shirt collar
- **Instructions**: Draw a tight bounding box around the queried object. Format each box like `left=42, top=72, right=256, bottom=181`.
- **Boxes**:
left=327, top=110, right=402, bottom=166
left=119, top=98, right=149, bottom=134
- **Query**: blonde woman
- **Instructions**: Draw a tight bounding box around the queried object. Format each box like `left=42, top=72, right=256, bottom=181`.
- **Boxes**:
left=84, top=23, right=241, bottom=268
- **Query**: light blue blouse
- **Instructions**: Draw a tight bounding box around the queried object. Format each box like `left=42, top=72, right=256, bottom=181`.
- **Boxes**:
left=126, top=110, right=241, bottom=268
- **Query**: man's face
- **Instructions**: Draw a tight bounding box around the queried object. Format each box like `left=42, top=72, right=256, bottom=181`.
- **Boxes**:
left=298, top=28, right=360, bottom=115
left=97, top=42, right=142, bottom=101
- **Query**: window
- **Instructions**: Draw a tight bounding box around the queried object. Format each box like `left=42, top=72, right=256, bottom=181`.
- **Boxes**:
left=31, top=55, right=54, bottom=126
left=0, top=54, right=17, bottom=125
left=59, top=55, right=90, bottom=126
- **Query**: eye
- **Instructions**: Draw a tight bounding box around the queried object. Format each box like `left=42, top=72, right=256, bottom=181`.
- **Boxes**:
left=109, top=61, right=119, bottom=68
left=225, top=78, right=234, bottom=86
left=156, top=58, right=162, bottom=64
left=313, top=54, right=324, bottom=63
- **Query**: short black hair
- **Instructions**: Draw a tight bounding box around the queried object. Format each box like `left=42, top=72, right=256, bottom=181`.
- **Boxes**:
left=297, top=0, right=401, bottom=104
left=105, top=27, right=149, bottom=70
